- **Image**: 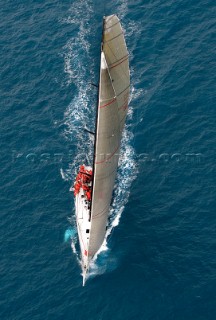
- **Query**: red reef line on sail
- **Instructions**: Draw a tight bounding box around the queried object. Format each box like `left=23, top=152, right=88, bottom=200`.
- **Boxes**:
left=99, top=98, right=116, bottom=108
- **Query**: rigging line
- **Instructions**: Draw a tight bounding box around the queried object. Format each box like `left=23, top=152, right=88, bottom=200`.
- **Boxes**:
left=104, top=20, right=120, bottom=30
left=91, top=82, right=99, bottom=88
left=100, top=88, right=127, bottom=111
left=116, top=84, right=130, bottom=97
left=103, top=32, right=123, bottom=43
left=84, top=128, right=95, bottom=135
left=110, top=56, right=129, bottom=69
left=108, top=53, right=129, bottom=67
left=92, top=204, right=110, bottom=218
left=120, top=114, right=127, bottom=124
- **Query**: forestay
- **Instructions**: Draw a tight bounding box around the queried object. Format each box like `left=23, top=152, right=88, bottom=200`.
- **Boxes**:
left=88, top=15, right=130, bottom=258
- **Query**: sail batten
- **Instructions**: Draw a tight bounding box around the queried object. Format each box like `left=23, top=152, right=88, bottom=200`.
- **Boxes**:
left=87, top=14, right=130, bottom=259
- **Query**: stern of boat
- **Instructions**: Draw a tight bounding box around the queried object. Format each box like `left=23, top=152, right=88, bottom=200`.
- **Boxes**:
left=71, top=164, right=93, bottom=285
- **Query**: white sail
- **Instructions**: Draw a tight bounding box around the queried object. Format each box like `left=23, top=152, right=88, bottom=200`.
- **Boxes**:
left=88, top=15, right=130, bottom=258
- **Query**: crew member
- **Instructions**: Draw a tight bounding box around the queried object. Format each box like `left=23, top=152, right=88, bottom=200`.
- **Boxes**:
left=86, top=190, right=91, bottom=201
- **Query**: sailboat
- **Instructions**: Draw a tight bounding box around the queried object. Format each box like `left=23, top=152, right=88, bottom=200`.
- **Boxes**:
left=72, top=14, right=130, bottom=285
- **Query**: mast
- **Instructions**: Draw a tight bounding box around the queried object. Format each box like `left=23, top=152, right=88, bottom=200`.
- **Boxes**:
left=89, top=17, right=105, bottom=221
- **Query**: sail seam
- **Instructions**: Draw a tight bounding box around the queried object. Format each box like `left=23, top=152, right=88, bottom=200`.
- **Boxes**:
left=118, top=102, right=128, bottom=111
left=116, top=85, right=130, bottom=97
left=104, top=20, right=120, bottom=30
left=105, top=43, right=129, bottom=79
left=120, top=114, right=127, bottom=124
left=104, top=32, right=123, bottom=43
left=108, top=54, right=129, bottom=67
left=110, top=56, right=129, bottom=69
left=92, top=205, right=110, bottom=218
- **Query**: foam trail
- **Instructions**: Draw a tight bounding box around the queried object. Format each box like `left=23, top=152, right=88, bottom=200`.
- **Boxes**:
left=60, top=0, right=95, bottom=183
left=64, top=227, right=77, bottom=242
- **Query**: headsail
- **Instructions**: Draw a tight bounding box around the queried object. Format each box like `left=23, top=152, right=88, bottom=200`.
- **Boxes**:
left=88, top=15, right=130, bottom=258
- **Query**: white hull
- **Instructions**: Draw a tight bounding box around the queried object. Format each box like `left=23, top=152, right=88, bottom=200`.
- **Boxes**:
left=75, top=167, right=92, bottom=285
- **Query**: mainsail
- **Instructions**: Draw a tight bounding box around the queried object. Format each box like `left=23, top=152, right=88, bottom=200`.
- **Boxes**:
left=88, top=15, right=130, bottom=258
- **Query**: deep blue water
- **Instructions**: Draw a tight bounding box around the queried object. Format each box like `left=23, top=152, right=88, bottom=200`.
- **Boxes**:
left=1, top=0, right=216, bottom=319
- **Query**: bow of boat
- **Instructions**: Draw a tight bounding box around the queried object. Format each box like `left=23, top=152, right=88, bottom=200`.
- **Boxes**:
left=82, top=269, right=87, bottom=286
left=82, top=262, right=89, bottom=286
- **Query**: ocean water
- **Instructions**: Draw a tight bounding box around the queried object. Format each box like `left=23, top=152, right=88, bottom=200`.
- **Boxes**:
left=1, top=0, right=216, bottom=319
